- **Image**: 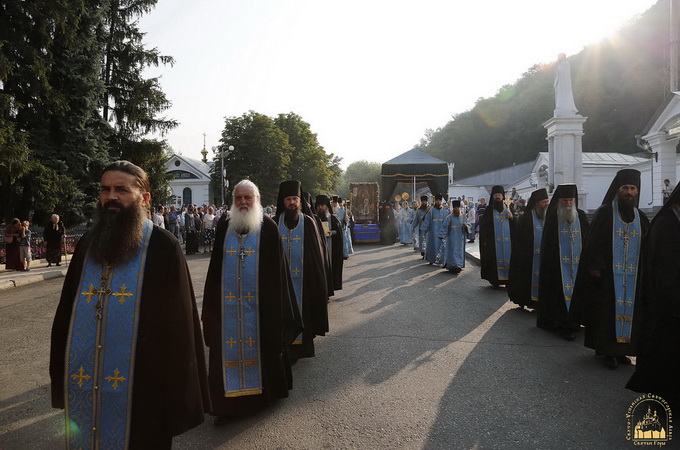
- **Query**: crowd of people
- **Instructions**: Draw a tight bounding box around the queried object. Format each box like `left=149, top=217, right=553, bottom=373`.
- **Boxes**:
left=474, top=171, right=677, bottom=419
left=48, top=161, right=357, bottom=448
left=3, top=214, right=66, bottom=272
left=367, top=170, right=677, bottom=420
left=24, top=160, right=675, bottom=448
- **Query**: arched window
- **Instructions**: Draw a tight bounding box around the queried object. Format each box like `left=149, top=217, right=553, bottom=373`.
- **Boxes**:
left=182, top=187, right=192, bottom=206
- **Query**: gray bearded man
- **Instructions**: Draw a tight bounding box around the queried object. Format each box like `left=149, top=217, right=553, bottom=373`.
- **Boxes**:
left=50, top=161, right=209, bottom=449
left=202, top=180, right=302, bottom=425
left=572, top=169, right=649, bottom=369
left=537, top=184, right=590, bottom=340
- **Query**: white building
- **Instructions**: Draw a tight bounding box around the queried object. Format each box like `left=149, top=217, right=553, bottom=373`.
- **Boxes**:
left=450, top=151, right=680, bottom=213
left=165, top=154, right=214, bottom=207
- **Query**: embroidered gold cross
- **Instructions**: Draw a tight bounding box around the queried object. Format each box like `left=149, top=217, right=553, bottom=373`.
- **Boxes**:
left=81, top=284, right=98, bottom=304
left=292, top=236, right=301, bottom=242
left=246, top=336, right=256, bottom=347
left=226, top=337, right=237, bottom=348
left=615, top=262, right=624, bottom=271
left=112, top=285, right=133, bottom=305
left=226, top=247, right=237, bottom=256
left=225, top=292, right=236, bottom=303
left=105, top=368, right=127, bottom=390
left=628, top=263, right=636, bottom=272
left=71, top=366, right=91, bottom=388
left=243, top=292, right=255, bottom=302
left=244, top=248, right=255, bottom=257
left=291, top=267, right=301, bottom=276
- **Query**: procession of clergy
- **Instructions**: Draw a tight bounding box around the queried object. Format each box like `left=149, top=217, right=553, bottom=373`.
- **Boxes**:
left=49, top=161, right=677, bottom=449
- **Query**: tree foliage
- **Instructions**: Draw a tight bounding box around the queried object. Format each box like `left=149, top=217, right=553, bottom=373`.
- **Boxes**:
left=417, top=1, right=669, bottom=180
left=336, top=160, right=382, bottom=198
left=214, top=111, right=342, bottom=205
left=0, top=0, right=174, bottom=225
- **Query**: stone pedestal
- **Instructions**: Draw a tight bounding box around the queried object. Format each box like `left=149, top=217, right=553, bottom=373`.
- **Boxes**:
left=543, top=114, right=588, bottom=204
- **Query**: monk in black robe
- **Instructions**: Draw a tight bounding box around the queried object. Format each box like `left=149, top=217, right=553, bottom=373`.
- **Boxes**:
left=275, top=181, right=329, bottom=360
left=572, top=169, right=649, bottom=369
left=203, top=180, right=302, bottom=425
left=480, top=185, right=515, bottom=287
left=508, top=188, right=549, bottom=309
left=316, top=194, right=344, bottom=291
left=303, top=191, right=334, bottom=298
left=627, top=184, right=680, bottom=411
left=536, top=184, right=589, bottom=340
left=50, top=161, right=209, bottom=449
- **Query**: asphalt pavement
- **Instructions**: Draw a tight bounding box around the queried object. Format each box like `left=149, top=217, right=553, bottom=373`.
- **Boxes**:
left=1, top=239, right=664, bottom=449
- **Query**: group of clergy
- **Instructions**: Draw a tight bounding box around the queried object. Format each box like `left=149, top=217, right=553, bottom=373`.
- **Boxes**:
left=401, top=193, right=470, bottom=274
left=49, top=160, right=352, bottom=449
left=479, top=169, right=678, bottom=413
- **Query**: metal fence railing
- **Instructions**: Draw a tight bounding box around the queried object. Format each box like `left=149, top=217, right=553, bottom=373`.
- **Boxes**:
left=1, top=226, right=88, bottom=265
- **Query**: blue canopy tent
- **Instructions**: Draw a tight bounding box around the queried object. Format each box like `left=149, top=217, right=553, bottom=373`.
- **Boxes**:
left=380, top=149, right=449, bottom=201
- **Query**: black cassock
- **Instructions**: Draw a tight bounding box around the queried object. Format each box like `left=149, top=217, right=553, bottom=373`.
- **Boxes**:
left=326, top=214, right=344, bottom=291
left=202, top=216, right=303, bottom=417
left=572, top=202, right=649, bottom=356
left=278, top=213, right=330, bottom=360
left=627, top=206, right=680, bottom=411
left=508, top=210, right=541, bottom=309
left=50, top=226, right=210, bottom=448
left=536, top=209, right=589, bottom=331
left=479, top=206, right=515, bottom=286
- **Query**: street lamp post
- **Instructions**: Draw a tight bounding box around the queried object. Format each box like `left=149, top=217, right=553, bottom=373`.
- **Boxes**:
left=213, top=145, right=234, bottom=206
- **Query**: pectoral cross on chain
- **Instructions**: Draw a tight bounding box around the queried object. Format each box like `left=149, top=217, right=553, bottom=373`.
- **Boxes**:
left=93, top=266, right=113, bottom=320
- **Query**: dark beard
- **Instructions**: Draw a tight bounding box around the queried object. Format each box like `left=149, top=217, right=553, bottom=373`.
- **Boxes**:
left=86, top=200, right=146, bottom=266
left=419, top=204, right=428, bottom=210
left=318, top=210, right=328, bottom=220
left=617, top=196, right=636, bottom=222
left=493, top=200, right=504, bottom=212
left=284, top=207, right=300, bottom=228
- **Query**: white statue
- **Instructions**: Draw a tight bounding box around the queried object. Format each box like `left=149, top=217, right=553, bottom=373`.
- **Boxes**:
left=554, top=53, right=578, bottom=117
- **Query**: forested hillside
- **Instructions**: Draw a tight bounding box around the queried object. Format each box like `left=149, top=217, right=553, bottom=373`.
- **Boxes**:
left=417, top=0, right=670, bottom=179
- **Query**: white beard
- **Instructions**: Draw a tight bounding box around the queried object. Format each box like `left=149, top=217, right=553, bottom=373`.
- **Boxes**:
left=558, top=204, right=577, bottom=224
left=229, top=202, right=264, bottom=234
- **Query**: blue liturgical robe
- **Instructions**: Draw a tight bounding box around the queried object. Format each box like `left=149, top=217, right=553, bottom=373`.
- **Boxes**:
left=438, top=213, right=467, bottom=270
left=423, top=206, right=449, bottom=264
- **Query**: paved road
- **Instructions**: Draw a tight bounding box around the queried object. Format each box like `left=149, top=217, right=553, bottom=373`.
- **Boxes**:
left=0, top=245, right=652, bottom=449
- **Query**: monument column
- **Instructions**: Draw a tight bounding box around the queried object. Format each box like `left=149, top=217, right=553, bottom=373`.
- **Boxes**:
left=543, top=53, right=588, bottom=206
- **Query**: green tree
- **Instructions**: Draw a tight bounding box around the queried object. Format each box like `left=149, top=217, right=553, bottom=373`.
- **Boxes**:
left=215, top=111, right=293, bottom=205
left=99, top=0, right=177, bottom=203
left=0, top=0, right=111, bottom=224
left=338, top=160, right=382, bottom=197
left=273, top=112, right=342, bottom=195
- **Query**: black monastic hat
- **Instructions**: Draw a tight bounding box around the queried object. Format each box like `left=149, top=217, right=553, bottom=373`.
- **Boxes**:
left=420, top=195, right=429, bottom=202
left=451, top=199, right=461, bottom=208
left=491, top=185, right=505, bottom=198
left=434, top=193, right=443, bottom=201
left=546, top=184, right=578, bottom=215
left=601, top=169, right=641, bottom=206
left=525, top=188, right=549, bottom=212
left=315, top=194, right=331, bottom=209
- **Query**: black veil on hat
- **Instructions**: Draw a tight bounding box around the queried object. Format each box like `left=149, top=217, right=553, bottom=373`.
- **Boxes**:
left=315, top=194, right=331, bottom=210
left=546, top=184, right=578, bottom=215
left=420, top=195, right=429, bottom=202
left=601, top=169, right=641, bottom=206
left=491, top=185, right=505, bottom=199
left=525, top=188, right=549, bottom=212
left=301, top=191, right=315, bottom=217
left=275, top=180, right=302, bottom=220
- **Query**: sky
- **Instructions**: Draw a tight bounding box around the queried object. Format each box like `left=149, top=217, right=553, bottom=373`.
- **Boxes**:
left=138, top=0, right=660, bottom=169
